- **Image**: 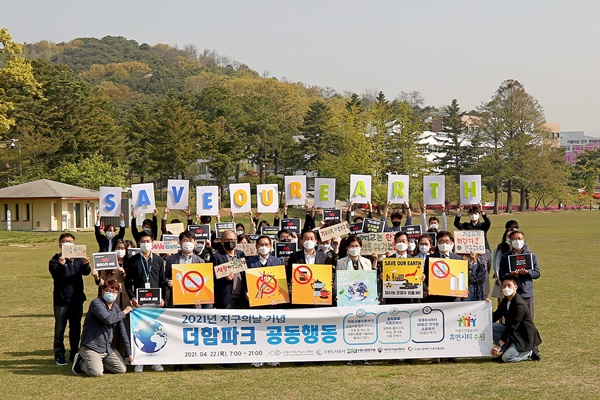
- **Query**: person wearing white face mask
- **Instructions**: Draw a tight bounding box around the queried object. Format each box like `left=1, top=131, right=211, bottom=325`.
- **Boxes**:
left=336, top=235, right=373, bottom=271
left=420, top=204, right=448, bottom=233
left=423, top=231, right=463, bottom=304
left=491, top=275, right=542, bottom=363
left=94, top=212, right=126, bottom=252
left=454, top=203, right=491, bottom=250
left=498, top=230, right=540, bottom=319
left=92, top=239, right=129, bottom=311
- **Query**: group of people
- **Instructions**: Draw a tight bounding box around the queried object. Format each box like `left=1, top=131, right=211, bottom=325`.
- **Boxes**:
left=48, top=202, right=542, bottom=377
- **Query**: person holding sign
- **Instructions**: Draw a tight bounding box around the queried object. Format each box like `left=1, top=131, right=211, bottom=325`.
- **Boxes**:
left=498, top=230, right=540, bottom=319
left=423, top=231, right=463, bottom=303
left=161, top=205, right=191, bottom=236
left=491, top=275, right=542, bottom=363
left=131, top=209, right=158, bottom=246
left=381, top=231, right=415, bottom=306
left=212, top=230, right=247, bottom=311
left=92, top=239, right=130, bottom=311
left=72, top=280, right=132, bottom=377
left=454, top=203, right=491, bottom=250
left=49, top=233, right=91, bottom=366
left=382, top=202, right=413, bottom=232
left=124, top=231, right=166, bottom=373
left=247, top=236, right=283, bottom=270
left=94, top=212, right=126, bottom=252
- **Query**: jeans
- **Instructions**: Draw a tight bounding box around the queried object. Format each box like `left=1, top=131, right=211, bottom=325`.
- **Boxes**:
left=493, top=323, right=532, bottom=363
left=53, top=303, right=83, bottom=359
left=79, top=346, right=127, bottom=377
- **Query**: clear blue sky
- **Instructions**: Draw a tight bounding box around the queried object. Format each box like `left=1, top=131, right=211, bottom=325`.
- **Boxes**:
left=3, top=0, right=600, bottom=134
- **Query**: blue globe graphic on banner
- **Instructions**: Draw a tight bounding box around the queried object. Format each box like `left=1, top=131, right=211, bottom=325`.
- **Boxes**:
left=133, top=319, right=167, bottom=353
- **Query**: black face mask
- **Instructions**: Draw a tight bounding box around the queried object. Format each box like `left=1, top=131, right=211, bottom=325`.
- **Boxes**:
left=223, top=241, right=236, bottom=251
left=281, top=238, right=291, bottom=242
left=392, top=221, right=401, bottom=227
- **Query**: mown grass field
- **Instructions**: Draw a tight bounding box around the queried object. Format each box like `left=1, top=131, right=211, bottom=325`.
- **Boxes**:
left=0, top=210, right=598, bottom=399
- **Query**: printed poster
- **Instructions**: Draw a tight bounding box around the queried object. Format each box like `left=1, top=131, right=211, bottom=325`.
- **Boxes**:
left=291, top=264, right=333, bottom=305
left=246, top=265, right=290, bottom=307
left=336, top=270, right=379, bottom=306
left=428, top=258, right=468, bottom=298
left=382, top=258, right=423, bottom=298
left=172, top=263, right=214, bottom=305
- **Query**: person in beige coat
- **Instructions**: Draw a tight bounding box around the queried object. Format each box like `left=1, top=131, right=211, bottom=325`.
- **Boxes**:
left=336, top=234, right=373, bottom=271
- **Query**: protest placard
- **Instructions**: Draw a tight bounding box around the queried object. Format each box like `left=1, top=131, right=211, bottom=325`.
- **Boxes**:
left=454, top=230, right=485, bottom=254
left=280, top=218, right=301, bottom=234
left=260, top=226, right=279, bottom=238
left=188, top=224, right=210, bottom=241
left=356, top=232, right=395, bottom=255
left=236, top=242, right=258, bottom=256
left=275, top=242, right=297, bottom=259
left=246, top=265, right=290, bottom=307
left=401, top=225, right=422, bottom=241
left=348, top=221, right=364, bottom=233
left=291, top=264, right=333, bottom=305
left=314, top=178, right=336, bottom=208
left=363, top=218, right=385, bottom=233
left=214, top=258, right=248, bottom=279
left=509, top=253, right=533, bottom=272
left=92, top=252, right=119, bottom=271
left=165, top=222, right=185, bottom=236
left=136, top=288, right=162, bottom=307
left=62, top=245, right=87, bottom=258
left=428, top=258, right=468, bottom=298
left=151, top=241, right=179, bottom=254
left=322, top=209, right=342, bottom=221
left=423, top=175, right=445, bottom=205
left=382, top=258, right=423, bottom=298
left=336, top=270, right=378, bottom=306
left=215, top=222, right=235, bottom=238
left=387, top=174, right=409, bottom=204
left=318, top=221, right=351, bottom=242
left=172, top=263, right=214, bottom=305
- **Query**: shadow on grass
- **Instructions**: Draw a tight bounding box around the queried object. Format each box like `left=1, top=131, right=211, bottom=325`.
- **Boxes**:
left=0, top=314, right=54, bottom=318
left=0, top=350, right=74, bottom=376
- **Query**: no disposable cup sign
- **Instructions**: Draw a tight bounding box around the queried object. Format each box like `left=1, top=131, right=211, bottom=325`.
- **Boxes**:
left=431, top=260, right=450, bottom=279
left=293, top=265, right=313, bottom=285
left=257, top=274, right=278, bottom=294
left=182, top=271, right=205, bottom=293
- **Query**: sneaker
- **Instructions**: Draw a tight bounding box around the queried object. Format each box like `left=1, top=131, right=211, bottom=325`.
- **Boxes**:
left=266, top=362, right=280, bottom=367
left=251, top=363, right=263, bottom=368
left=361, top=360, right=370, bottom=366
left=55, top=356, right=67, bottom=366
left=531, top=346, right=542, bottom=361
left=346, top=360, right=355, bottom=366
left=134, top=365, right=144, bottom=373
left=151, top=364, right=164, bottom=372
left=71, top=353, right=82, bottom=374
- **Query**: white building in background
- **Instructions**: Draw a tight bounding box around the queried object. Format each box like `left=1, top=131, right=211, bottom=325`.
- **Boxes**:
left=559, top=131, right=600, bottom=164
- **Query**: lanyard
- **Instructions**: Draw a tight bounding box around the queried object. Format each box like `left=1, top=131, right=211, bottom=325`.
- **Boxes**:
left=142, top=254, right=152, bottom=283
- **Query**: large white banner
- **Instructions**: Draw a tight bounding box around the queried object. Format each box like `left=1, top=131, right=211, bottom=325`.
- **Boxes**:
left=130, top=302, right=493, bottom=365
left=166, top=180, right=189, bottom=210
left=314, top=178, right=336, bottom=209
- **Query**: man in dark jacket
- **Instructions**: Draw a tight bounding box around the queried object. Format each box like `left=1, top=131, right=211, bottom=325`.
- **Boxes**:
left=49, top=233, right=91, bottom=365
left=492, top=275, right=542, bottom=363
left=212, top=229, right=247, bottom=309
left=94, top=212, right=126, bottom=252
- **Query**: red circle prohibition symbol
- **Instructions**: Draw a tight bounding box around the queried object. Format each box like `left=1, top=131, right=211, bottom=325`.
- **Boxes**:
left=182, top=271, right=205, bottom=292
left=256, top=274, right=278, bottom=294
left=293, top=265, right=313, bottom=285
left=431, top=260, right=450, bottom=279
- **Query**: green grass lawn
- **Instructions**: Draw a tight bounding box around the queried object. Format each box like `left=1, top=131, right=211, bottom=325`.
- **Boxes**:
left=1, top=210, right=598, bottom=399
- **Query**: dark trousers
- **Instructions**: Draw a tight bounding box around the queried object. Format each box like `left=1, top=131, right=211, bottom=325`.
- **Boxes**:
left=53, top=303, right=83, bottom=359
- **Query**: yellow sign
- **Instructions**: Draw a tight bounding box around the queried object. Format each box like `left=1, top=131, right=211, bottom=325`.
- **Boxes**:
left=291, top=264, right=333, bottom=305
left=172, top=263, right=214, bottom=305
left=245, top=265, right=290, bottom=307
left=382, top=258, right=423, bottom=298
left=427, top=258, right=468, bottom=298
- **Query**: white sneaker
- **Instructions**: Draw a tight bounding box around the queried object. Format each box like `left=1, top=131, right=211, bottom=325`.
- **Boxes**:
left=151, top=364, right=164, bottom=372
left=134, top=365, right=143, bottom=373
left=251, top=362, right=263, bottom=368
left=266, top=362, right=280, bottom=367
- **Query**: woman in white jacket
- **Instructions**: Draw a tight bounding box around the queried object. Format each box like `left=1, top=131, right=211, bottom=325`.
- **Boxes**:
left=336, top=235, right=373, bottom=271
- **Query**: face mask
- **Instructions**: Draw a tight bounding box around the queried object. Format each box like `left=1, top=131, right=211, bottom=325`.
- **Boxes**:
left=505, top=239, right=511, bottom=245
left=318, top=244, right=330, bottom=253
left=281, top=238, right=291, bottom=242
left=258, top=246, right=271, bottom=256
left=181, top=242, right=195, bottom=253
left=303, top=240, right=316, bottom=250
left=419, top=245, right=430, bottom=254
left=438, top=243, right=453, bottom=253
left=116, top=249, right=126, bottom=259
left=392, top=221, right=401, bottom=228
left=224, top=241, right=236, bottom=251
left=348, top=247, right=361, bottom=257
left=511, top=239, right=525, bottom=250
left=236, top=230, right=244, bottom=236
left=103, top=292, right=118, bottom=303
left=429, top=223, right=438, bottom=230
left=470, top=213, right=479, bottom=221
left=196, top=243, right=206, bottom=252
left=395, top=242, right=408, bottom=252
left=143, top=228, right=152, bottom=234
left=140, top=242, right=153, bottom=252
left=105, top=231, right=115, bottom=239
left=408, top=242, right=416, bottom=252
left=61, top=242, right=73, bottom=247
left=502, top=287, right=515, bottom=297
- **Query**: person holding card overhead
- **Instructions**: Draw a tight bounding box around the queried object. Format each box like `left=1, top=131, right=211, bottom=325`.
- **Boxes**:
left=95, top=212, right=126, bottom=252
left=48, top=233, right=91, bottom=366
left=124, top=230, right=166, bottom=373
left=454, top=203, right=491, bottom=250
left=382, top=202, right=413, bottom=232
left=498, top=230, right=540, bottom=319
left=131, top=209, right=158, bottom=245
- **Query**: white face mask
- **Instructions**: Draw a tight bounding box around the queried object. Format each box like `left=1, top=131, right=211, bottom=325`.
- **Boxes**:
left=419, top=245, right=430, bottom=254
left=470, top=213, right=479, bottom=221
left=236, top=230, right=244, bottom=236
left=408, top=242, right=416, bottom=252
left=105, top=231, right=115, bottom=239
left=181, top=242, right=195, bottom=253
left=140, top=242, right=153, bottom=252
left=116, top=249, right=126, bottom=259
left=395, top=242, right=408, bottom=252
left=429, top=223, right=438, bottom=230
left=258, top=245, right=271, bottom=256
left=511, top=239, right=525, bottom=250
left=303, top=240, right=316, bottom=250
left=502, top=287, right=515, bottom=297
left=438, top=243, right=453, bottom=253
left=348, top=247, right=361, bottom=257
left=61, top=242, right=73, bottom=247
left=318, top=244, right=330, bottom=253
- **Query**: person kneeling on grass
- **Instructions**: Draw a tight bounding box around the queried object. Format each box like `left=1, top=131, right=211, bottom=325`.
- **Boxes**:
left=72, top=280, right=132, bottom=377
left=491, top=275, right=542, bottom=363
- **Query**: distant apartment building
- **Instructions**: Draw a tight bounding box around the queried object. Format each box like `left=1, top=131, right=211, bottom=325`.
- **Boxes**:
left=559, top=131, right=600, bottom=164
